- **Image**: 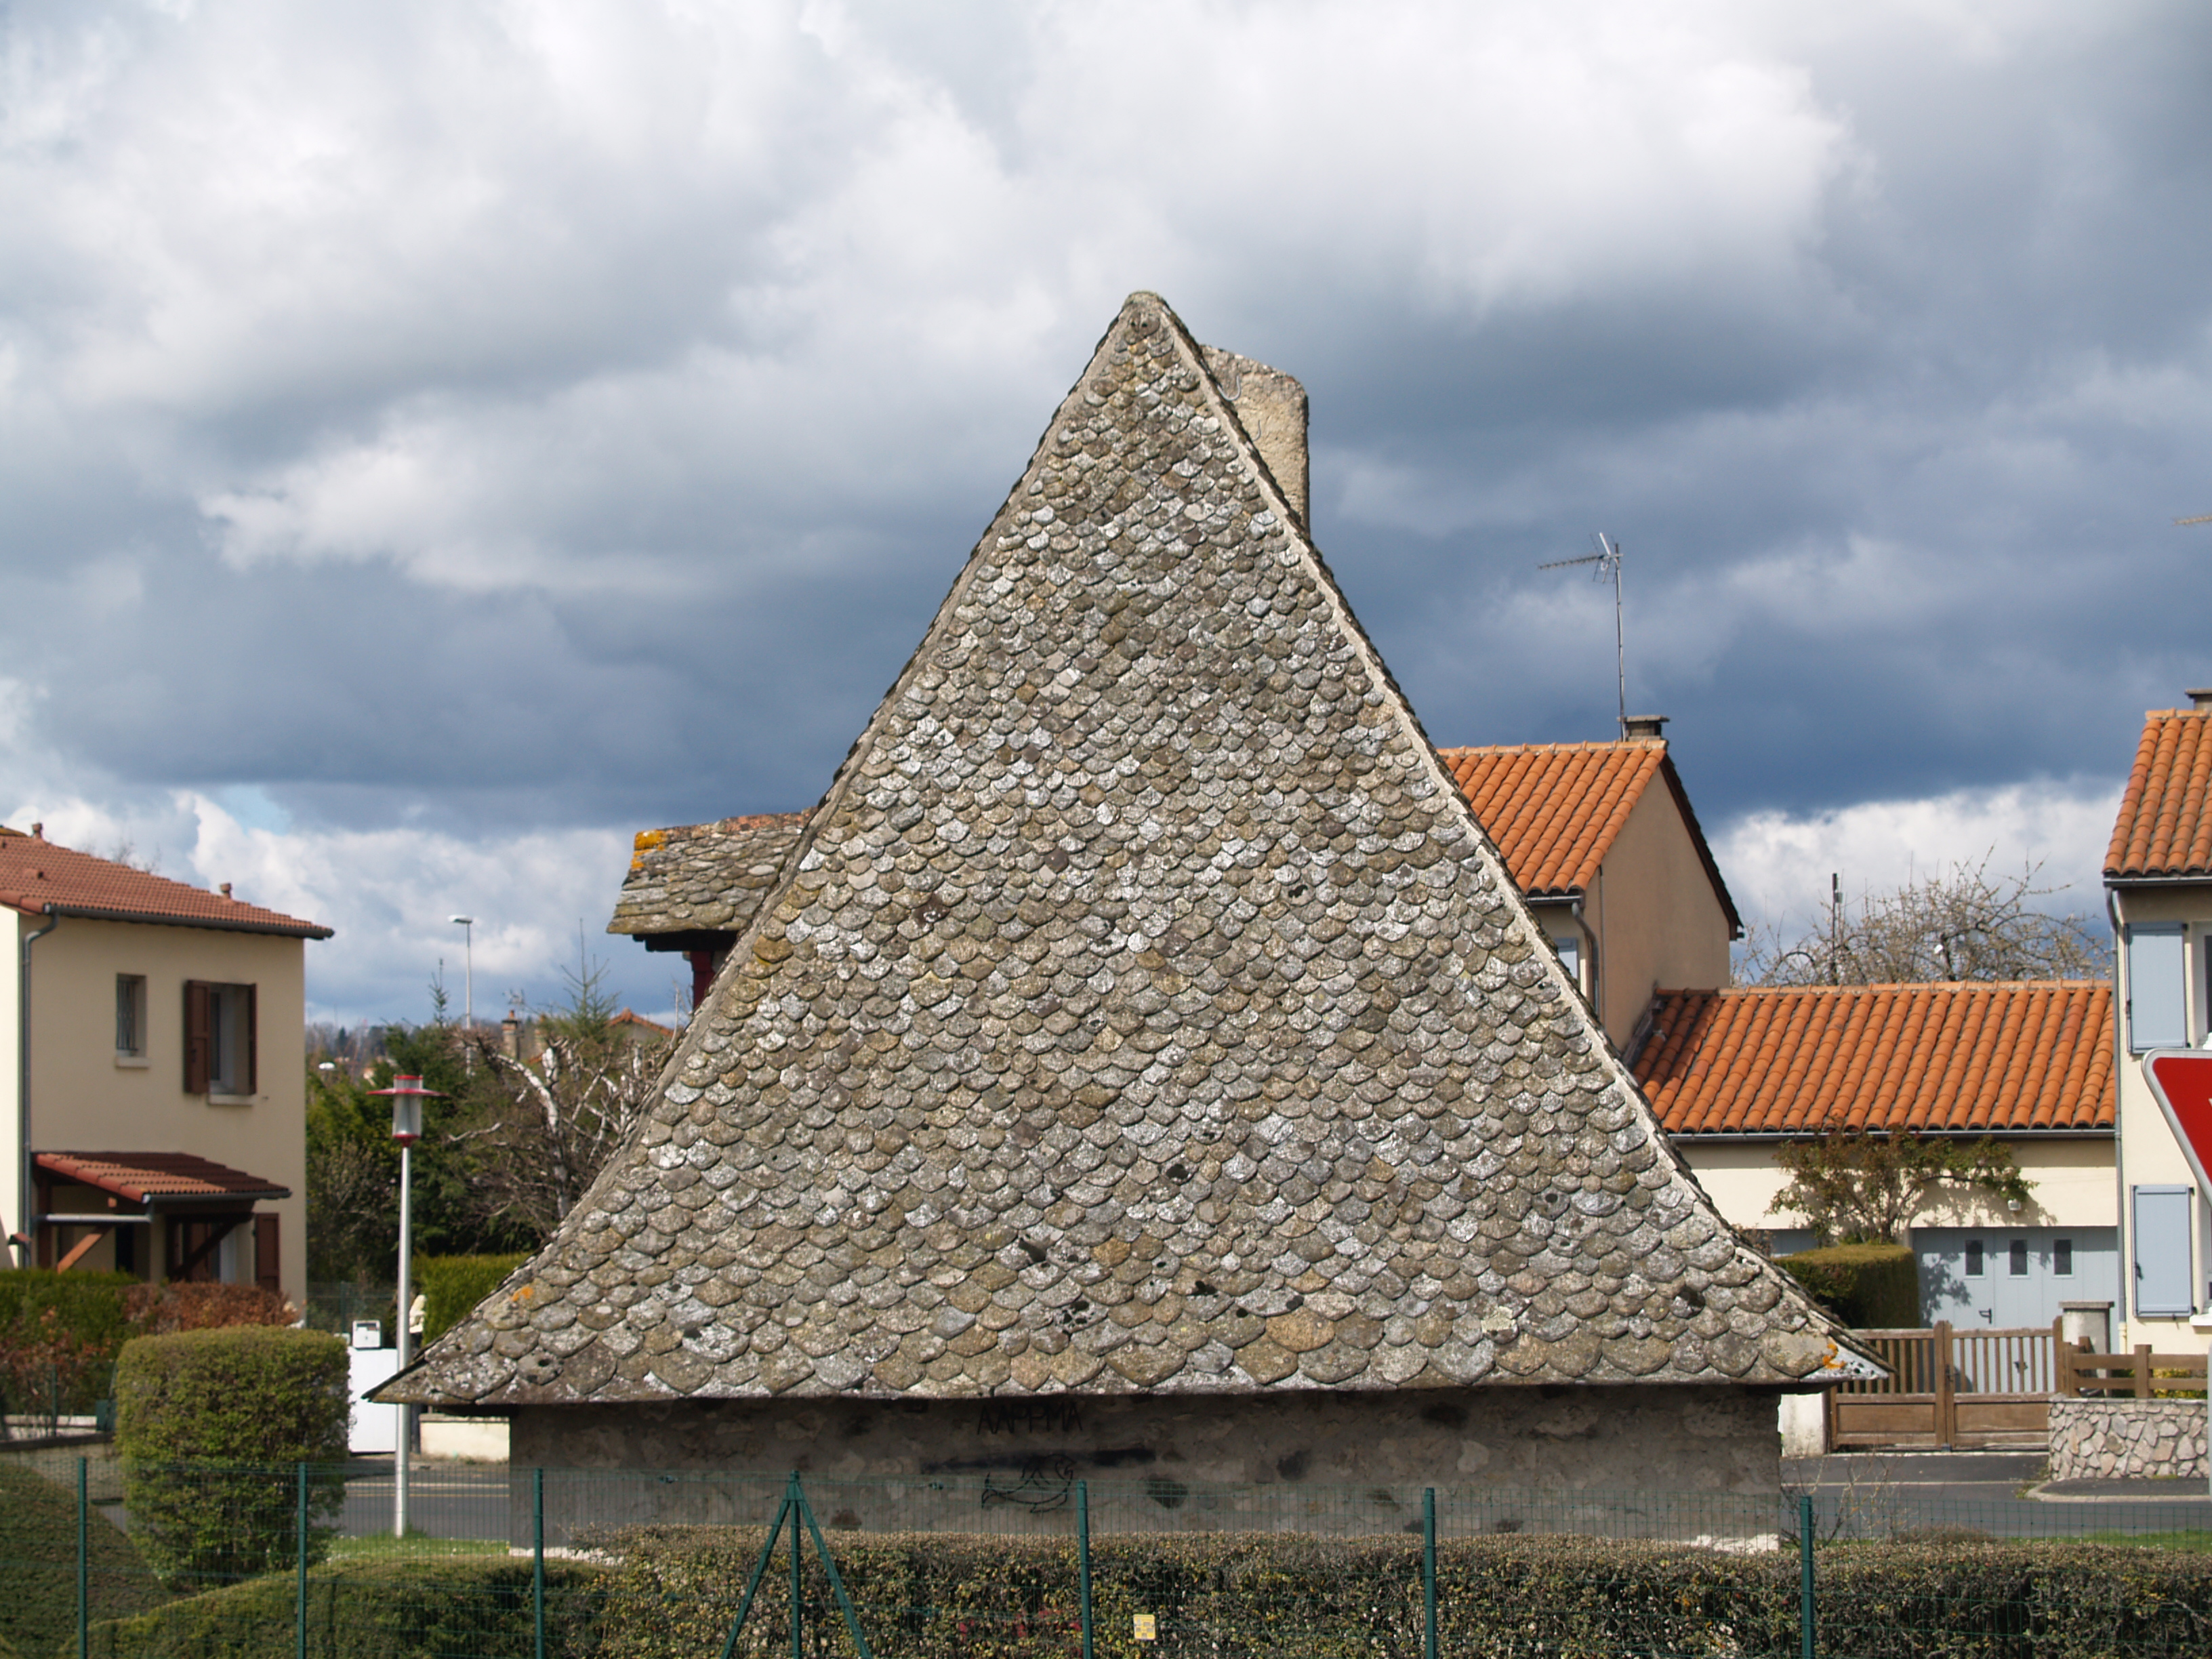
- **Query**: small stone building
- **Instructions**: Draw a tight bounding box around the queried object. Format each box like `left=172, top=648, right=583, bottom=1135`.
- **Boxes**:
left=384, top=293, right=1871, bottom=1520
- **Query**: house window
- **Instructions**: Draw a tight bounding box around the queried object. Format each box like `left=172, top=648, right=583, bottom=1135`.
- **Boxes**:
left=115, top=975, right=147, bottom=1058
left=1965, top=1239, right=1984, bottom=1277
left=1551, top=933, right=1581, bottom=984
left=2053, top=1237, right=2073, bottom=1277
left=184, top=981, right=257, bottom=1097
left=2008, top=1238, right=2028, bottom=1277
left=2127, top=924, right=2186, bottom=1051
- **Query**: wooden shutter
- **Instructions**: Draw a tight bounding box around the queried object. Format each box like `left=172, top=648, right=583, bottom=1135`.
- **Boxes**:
left=2133, top=1185, right=2196, bottom=1316
left=244, top=983, right=258, bottom=1094
left=254, top=1214, right=280, bottom=1294
left=183, top=980, right=211, bottom=1092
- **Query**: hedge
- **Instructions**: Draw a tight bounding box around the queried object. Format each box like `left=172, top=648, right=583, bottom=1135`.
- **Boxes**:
left=0, top=1272, right=294, bottom=1421
left=1778, top=1241, right=1921, bottom=1328
left=114, top=1328, right=349, bottom=1588
left=415, top=1252, right=529, bottom=1344
left=0, top=1462, right=169, bottom=1656
left=79, top=1557, right=608, bottom=1658
left=585, top=1525, right=2212, bottom=1659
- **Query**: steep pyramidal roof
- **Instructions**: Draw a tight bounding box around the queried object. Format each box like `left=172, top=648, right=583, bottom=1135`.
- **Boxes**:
left=393, top=293, right=1865, bottom=1407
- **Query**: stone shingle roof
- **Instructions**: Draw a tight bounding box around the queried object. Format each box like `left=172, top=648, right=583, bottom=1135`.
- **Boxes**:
left=608, top=813, right=809, bottom=938
left=389, top=293, right=1868, bottom=1409
left=2106, top=708, right=2212, bottom=879
left=1635, top=983, right=2114, bottom=1137
left=612, top=740, right=1742, bottom=947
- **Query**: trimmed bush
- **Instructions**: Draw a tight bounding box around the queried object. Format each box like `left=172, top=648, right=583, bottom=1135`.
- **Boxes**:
left=81, top=1557, right=607, bottom=1658
left=415, top=1252, right=529, bottom=1344
left=114, top=1328, right=348, bottom=1589
left=588, top=1525, right=2212, bottom=1659
left=0, top=1461, right=169, bottom=1655
left=1778, top=1242, right=1921, bottom=1328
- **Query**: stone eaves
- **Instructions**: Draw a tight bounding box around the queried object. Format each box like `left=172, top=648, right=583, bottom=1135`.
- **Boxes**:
left=389, top=292, right=1871, bottom=1409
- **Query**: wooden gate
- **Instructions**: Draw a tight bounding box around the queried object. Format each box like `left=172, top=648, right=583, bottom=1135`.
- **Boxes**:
left=1827, top=1320, right=2058, bottom=1450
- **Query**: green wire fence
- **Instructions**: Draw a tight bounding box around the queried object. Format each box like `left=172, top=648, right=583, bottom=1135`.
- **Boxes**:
left=0, top=1456, right=2205, bottom=1657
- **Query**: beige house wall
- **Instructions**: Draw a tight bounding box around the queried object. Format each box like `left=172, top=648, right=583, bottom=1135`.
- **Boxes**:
left=2109, top=883, right=2212, bottom=1349
left=3, top=909, right=308, bottom=1305
left=1584, top=781, right=1734, bottom=1046
left=1676, top=1137, right=2116, bottom=1237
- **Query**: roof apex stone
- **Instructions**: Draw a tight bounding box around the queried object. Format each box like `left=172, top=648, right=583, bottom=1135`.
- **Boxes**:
left=389, top=291, right=1870, bottom=1410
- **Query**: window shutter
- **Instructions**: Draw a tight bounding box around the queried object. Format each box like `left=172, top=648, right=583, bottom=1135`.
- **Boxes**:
left=2133, top=1185, right=2196, bottom=1315
left=244, top=983, right=258, bottom=1094
left=2127, top=924, right=2187, bottom=1051
left=183, top=981, right=211, bottom=1093
left=254, top=1214, right=280, bottom=1294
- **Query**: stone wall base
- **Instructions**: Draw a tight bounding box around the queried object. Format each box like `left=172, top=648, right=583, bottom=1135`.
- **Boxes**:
left=2048, top=1397, right=2208, bottom=1480
left=504, top=1385, right=1784, bottom=1544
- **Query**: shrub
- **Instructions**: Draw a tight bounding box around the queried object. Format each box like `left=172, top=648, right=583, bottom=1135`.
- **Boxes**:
left=588, top=1525, right=2212, bottom=1659
left=0, top=1271, right=140, bottom=1421
left=0, top=1273, right=296, bottom=1427
left=0, top=1461, right=169, bottom=1654
left=113, top=1328, right=348, bottom=1589
left=81, top=1557, right=607, bottom=1658
left=416, top=1252, right=529, bottom=1343
left=1778, top=1242, right=1920, bottom=1328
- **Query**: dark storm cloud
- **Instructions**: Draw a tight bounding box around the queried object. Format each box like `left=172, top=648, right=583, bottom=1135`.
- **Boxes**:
left=1, top=0, right=2203, bottom=1019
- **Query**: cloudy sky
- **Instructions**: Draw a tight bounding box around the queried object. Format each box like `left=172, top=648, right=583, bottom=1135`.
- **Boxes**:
left=3, top=0, right=2205, bottom=1027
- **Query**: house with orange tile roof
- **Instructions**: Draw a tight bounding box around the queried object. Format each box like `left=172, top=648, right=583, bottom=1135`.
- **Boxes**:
left=1, top=823, right=330, bottom=1305
left=1633, top=981, right=2118, bottom=1329
left=1438, top=722, right=1741, bottom=1045
left=611, top=729, right=1741, bottom=1052
left=2104, top=691, right=2212, bottom=1347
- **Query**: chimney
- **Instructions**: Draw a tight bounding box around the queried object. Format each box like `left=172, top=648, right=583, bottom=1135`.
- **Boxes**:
left=2188, top=689, right=2212, bottom=711
left=30, top=823, right=42, bottom=840
left=219, top=883, right=232, bottom=899
left=1621, top=714, right=1670, bottom=741
left=502, top=1010, right=522, bottom=1061
left=1203, top=346, right=1309, bottom=527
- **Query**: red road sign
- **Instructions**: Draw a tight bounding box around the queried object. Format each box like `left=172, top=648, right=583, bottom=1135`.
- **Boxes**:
left=2141, top=1050, right=2212, bottom=1193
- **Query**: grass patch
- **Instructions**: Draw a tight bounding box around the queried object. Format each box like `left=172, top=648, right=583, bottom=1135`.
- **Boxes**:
left=325, top=1532, right=511, bottom=1561
left=0, top=1460, right=171, bottom=1654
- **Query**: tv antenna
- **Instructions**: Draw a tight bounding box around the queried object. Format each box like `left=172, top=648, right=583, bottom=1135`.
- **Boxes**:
left=1540, top=533, right=1626, bottom=734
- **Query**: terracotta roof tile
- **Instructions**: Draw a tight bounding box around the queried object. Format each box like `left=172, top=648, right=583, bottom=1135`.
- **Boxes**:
left=1439, top=743, right=1741, bottom=935
left=392, top=291, right=1865, bottom=1411
left=2106, top=709, right=2212, bottom=878
left=1633, top=983, right=2114, bottom=1136
left=0, top=832, right=330, bottom=938
left=36, top=1151, right=290, bottom=1204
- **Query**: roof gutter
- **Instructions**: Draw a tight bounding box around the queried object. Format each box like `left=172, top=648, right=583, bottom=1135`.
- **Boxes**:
left=14, top=905, right=59, bottom=1267
left=5, top=901, right=332, bottom=941
left=1668, top=1128, right=2114, bottom=1144
left=2104, top=875, right=2212, bottom=888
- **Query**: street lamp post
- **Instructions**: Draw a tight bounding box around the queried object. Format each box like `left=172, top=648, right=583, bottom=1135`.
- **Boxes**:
left=371, top=1073, right=442, bottom=1539
left=450, top=916, right=475, bottom=1033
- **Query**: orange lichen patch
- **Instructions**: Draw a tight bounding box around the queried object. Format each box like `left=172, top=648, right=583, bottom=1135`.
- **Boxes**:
left=1634, top=982, right=2114, bottom=1137
left=2106, top=708, right=2212, bottom=878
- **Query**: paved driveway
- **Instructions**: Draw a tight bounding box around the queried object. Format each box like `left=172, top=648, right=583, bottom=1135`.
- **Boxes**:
left=1785, top=1452, right=2211, bottom=1540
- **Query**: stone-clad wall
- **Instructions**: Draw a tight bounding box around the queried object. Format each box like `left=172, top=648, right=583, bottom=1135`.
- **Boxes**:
left=2048, top=1398, right=2207, bottom=1479
left=507, top=1386, right=1781, bottom=1543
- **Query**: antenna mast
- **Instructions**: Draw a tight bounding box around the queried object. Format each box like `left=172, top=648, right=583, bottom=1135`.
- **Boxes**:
left=1539, top=533, right=1626, bottom=734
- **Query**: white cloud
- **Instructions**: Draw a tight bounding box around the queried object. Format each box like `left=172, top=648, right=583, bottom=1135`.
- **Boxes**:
left=1714, top=776, right=2123, bottom=939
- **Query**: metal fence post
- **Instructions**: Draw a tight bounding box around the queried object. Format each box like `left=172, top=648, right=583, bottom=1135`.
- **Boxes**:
left=1422, top=1487, right=1438, bottom=1659
left=76, top=1455, right=88, bottom=1659
left=296, top=1462, right=310, bottom=1659
left=1798, top=1492, right=1815, bottom=1659
left=1078, top=1479, right=1094, bottom=1659
left=533, top=1467, right=547, bottom=1659
left=790, top=1473, right=804, bottom=1659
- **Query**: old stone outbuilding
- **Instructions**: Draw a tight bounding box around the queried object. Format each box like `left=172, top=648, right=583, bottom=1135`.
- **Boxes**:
left=383, top=293, right=1871, bottom=1520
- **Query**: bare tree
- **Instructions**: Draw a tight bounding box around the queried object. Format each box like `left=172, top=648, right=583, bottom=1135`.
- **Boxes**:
left=1738, top=855, right=2108, bottom=986
left=457, top=1029, right=674, bottom=1242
